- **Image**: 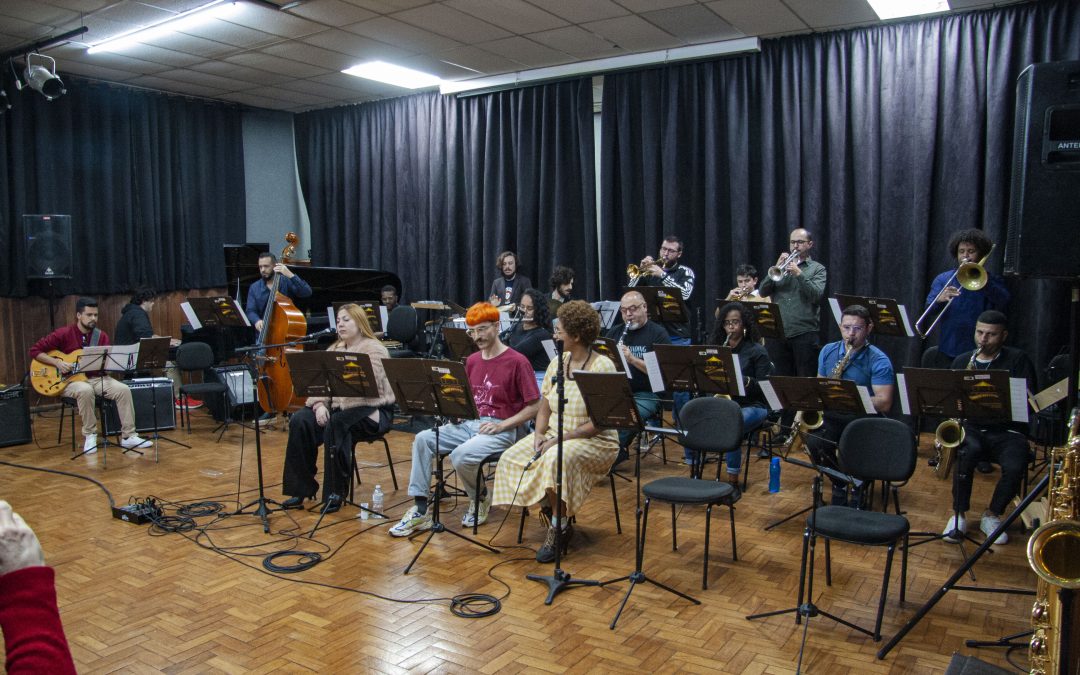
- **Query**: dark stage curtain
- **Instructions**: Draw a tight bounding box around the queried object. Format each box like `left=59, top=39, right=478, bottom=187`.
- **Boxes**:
left=0, top=78, right=246, bottom=298
left=294, top=79, right=596, bottom=306
left=600, top=0, right=1080, bottom=378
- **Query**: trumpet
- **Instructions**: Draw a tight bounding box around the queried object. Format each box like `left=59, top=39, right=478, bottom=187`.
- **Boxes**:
left=915, top=244, right=995, bottom=339
left=627, top=254, right=675, bottom=280
left=767, top=249, right=799, bottom=282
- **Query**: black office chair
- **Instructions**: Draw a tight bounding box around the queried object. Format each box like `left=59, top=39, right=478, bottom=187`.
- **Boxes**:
left=175, top=342, right=231, bottom=439
left=639, top=397, right=743, bottom=589
left=796, top=417, right=916, bottom=641
left=385, top=306, right=419, bottom=358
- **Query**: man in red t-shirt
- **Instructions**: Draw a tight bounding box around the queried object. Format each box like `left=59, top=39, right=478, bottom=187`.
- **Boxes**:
left=391, top=302, right=541, bottom=536
left=29, top=297, right=150, bottom=455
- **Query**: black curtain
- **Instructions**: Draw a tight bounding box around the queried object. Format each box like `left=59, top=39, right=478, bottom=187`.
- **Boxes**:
left=600, top=0, right=1080, bottom=377
left=0, top=78, right=246, bottom=297
left=294, top=79, right=597, bottom=305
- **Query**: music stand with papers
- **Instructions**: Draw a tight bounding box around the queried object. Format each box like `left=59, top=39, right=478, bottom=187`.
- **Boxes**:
left=739, top=300, right=786, bottom=341
left=133, top=336, right=190, bottom=455
left=75, top=346, right=147, bottom=465
left=286, top=350, right=386, bottom=536
left=382, top=358, right=499, bottom=574
left=758, top=376, right=875, bottom=530
left=829, top=294, right=914, bottom=338
left=627, top=286, right=690, bottom=330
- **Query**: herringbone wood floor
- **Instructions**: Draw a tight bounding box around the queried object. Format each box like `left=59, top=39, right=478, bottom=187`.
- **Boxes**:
left=2, top=406, right=1040, bottom=674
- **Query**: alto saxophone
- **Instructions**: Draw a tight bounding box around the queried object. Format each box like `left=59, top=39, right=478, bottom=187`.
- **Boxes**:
left=830, top=340, right=857, bottom=378
left=930, top=348, right=978, bottom=480
left=1027, top=406, right=1080, bottom=675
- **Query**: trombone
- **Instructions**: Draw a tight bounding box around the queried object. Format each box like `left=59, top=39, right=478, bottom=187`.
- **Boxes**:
left=914, top=244, right=995, bottom=339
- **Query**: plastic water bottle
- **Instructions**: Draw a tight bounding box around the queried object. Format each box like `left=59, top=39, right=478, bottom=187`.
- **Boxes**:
left=769, top=457, right=781, bottom=493
left=371, top=485, right=384, bottom=518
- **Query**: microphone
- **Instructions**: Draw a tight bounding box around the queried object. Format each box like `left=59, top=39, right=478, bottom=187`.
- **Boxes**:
left=525, top=445, right=544, bottom=470
left=304, top=326, right=336, bottom=339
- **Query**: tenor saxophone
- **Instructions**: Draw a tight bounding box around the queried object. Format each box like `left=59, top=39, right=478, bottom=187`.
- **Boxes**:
left=1027, top=406, right=1080, bottom=675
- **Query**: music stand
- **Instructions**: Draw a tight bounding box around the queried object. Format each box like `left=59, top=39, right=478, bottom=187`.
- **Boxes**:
left=830, top=295, right=914, bottom=337
left=181, top=296, right=250, bottom=331
left=286, top=350, right=385, bottom=536
left=627, top=286, right=689, bottom=329
left=382, top=358, right=500, bottom=574
left=75, top=345, right=144, bottom=465
left=441, top=327, right=479, bottom=362
left=757, top=376, right=875, bottom=530
left=591, top=337, right=628, bottom=373
left=133, top=336, right=190, bottom=455
left=897, top=367, right=1025, bottom=566
left=739, top=300, right=786, bottom=341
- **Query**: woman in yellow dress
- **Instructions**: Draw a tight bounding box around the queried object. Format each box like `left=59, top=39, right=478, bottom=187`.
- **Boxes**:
left=492, top=300, right=619, bottom=563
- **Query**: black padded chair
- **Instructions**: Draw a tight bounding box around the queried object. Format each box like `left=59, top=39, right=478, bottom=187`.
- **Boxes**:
left=796, top=417, right=916, bottom=641
left=385, top=306, right=419, bottom=358
left=640, top=397, right=743, bottom=590
left=175, top=342, right=231, bottom=439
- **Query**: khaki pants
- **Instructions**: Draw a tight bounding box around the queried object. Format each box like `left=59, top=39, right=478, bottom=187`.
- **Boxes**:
left=65, top=377, right=135, bottom=438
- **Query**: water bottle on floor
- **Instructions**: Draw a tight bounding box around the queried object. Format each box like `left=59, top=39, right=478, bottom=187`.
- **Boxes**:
left=769, top=457, right=781, bottom=493
left=371, top=485, right=384, bottom=518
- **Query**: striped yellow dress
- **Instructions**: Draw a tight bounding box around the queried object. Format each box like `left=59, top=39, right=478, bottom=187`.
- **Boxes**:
left=492, top=351, right=620, bottom=515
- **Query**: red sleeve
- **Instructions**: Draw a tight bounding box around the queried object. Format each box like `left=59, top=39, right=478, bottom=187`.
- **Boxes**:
left=28, top=328, right=64, bottom=360
left=0, top=567, right=77, bottom=675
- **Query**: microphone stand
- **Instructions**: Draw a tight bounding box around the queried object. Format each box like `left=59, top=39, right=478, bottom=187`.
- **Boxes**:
left=526, top=338, right=601, bottom=604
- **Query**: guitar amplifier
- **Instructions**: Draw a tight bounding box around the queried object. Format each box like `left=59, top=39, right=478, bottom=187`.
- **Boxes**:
left=0, top=385, right=31, bottom=448
left=103, top=378, right=175, bottom=434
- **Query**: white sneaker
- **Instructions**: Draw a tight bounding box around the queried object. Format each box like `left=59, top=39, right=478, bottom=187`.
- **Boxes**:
left=462, top=493, right=491, bottom=528
left=389, top=505, right=432, bottom=537
left=121, top=434, right=152, bottom=450
left=980, top=514, right=1007, bottom=544
left=83, top=434, right=98, bottom=454
left=942, top=514, right=966, bottom=543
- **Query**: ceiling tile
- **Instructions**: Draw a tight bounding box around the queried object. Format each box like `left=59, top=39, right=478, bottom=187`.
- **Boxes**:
left=53, top=43, right=176, bottom=75
left=249, top=86, right=334, bottom=105
left=705, top=0, right=808, bottom=37
left=259, top=41, right=356, bottom=70
left=275, top=78, right=365, bottom=99
left=103, top=43, right=205, bottom=68
left=521, top=0, right=629, bottom=24
left=444, top=0, right=567, bottom=34
left=151, top=67, right=252, bottom=91
left=477, top=35, right=573, bottom=69
left=53, top=59, right=142, bottom=83
left=343, top=16, right=461, bottom=53
left=220, top=4, right=324, bottom=39
left=30, top=0, right=112, bottom=10
left=143, top=31, right=237, bottom=58
left=125, top=73, right=227, bottom=97
left=342, top=0, right=432, bottom=12
left=527, top=25, right=623, bottom=60
left=286, top=0, right=377, bottom=25
left=394, top=3, right=512, bottom=43
left=218, top=89, right=299, bottom=110
left=582, top=15, right=680, bottom=52
left=189, top=60, right=296, bottom=85
left=431, top=45, right=522, bottom=75
left=613, top=0, right=697, bottom=12
left=310, top=70, right=410, bottom=97
left=396, top=52, right=483, bottom=78
left=176, top=19, right=281, bottom=49
left=642, top=4, right=744, bottom=43
left=782, top=0, right=877, bottom=30
left=0, top=17, right=56, bottom=43
left=300, top=28, right=412, bottom=61
left=225, top=51, right=331, bottom=78
left=0, top=0, right=80, bottom=27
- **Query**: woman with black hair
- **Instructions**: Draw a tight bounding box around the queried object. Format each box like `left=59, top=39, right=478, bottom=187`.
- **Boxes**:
left=504, top=288, right=553, bottom=393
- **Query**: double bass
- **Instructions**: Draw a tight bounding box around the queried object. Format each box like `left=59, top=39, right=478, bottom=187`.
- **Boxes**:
left=255, top=269, right=307, bottom=414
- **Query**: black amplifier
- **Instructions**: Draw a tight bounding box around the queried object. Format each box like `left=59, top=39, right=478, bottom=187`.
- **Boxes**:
left=0, top=385, right=31, bottom=448
left=103, top=378, right=175, bottom=434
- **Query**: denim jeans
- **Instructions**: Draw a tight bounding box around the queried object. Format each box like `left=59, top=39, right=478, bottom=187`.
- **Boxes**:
left=724, top=406, right=769, bottom=475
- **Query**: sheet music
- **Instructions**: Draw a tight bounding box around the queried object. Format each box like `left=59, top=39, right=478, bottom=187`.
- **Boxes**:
left=618, top=346, right=631, bottom=379
left=181, top=302, right=200, bottom=330
left=379, top=305, right=389, bottom=328
left=326, top=306, right=334, bottom=328
left=759, top=381, right=782, bottom=411
left=856, top=387, right=876, bottom=415
left=642, top=351, right=666, bottom=393
left=1011, top=377, right=1030, bottom=424
left=897, top=373, right=911, bottom=416
left=591, top=301, right=621, bottom=330
left=897, top=304, right=914, bottom=337
left=828, top=297, right=842, bottom=326
left=541, top=339, right=556, bottom=361
left=731, top=353, right=746, bottom=397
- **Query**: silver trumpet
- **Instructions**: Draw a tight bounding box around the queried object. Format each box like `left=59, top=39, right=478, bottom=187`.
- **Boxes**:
left=767, top=249, right=799, bottom=282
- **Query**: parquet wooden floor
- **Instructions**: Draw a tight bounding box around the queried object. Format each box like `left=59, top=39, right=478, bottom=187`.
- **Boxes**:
left=1, top=405, right=1042, bottom=674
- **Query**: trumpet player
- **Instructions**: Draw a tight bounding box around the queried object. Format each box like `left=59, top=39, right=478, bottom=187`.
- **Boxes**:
left=805, top=305, right=895, bottom=506
left=758, top=229, right=826, bottom=379
left=942, top=311, right=1036, bottom=546
left=923, top=229, right=1009, bottom=368
left=714, top=264, right=771, bottom=319
left=605, top=291, right=671, bottom=452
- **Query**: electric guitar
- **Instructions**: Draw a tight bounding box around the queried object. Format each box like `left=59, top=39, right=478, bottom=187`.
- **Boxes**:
left=30, top=350, right=87, bottom=396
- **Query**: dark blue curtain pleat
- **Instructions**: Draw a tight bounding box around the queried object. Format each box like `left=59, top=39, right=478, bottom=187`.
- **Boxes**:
left=600, top=0, right=1080, bottom=373
left=294, top=79, right=597, bottom=306
left=0, top=78, right=246, bottom=297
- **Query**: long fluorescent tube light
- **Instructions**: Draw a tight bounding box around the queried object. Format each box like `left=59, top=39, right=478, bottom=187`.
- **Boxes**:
left=440, top=37, right=759, bottom=96
left=88, top=0, right=240, bottom=54
left=866, top=0, right=949, bottom=20
left=342, top=61, right=442, bottom=89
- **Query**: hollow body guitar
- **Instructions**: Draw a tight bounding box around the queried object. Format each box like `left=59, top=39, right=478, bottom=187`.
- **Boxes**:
left=30, top=349, right=88, bottom=396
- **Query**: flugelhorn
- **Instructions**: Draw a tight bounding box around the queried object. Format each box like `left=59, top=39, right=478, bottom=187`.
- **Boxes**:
left=915, top=244, right=995, bottom=339
left=767, top=249, right=799, bottom=282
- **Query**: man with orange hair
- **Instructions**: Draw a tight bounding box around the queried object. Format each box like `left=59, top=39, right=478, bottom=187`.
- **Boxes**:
left=390, top=302, right=541, bottom=536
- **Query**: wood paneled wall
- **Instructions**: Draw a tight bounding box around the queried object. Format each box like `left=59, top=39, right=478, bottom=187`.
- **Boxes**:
left=0, top=289, right=228, bottom=395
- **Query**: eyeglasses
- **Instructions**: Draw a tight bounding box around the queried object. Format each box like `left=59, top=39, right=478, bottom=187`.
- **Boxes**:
left=620, top=304, right=645, bottom=313
left=659, top=246, right=680, bottom=254
left=840, top=324, right=866, bottom=333
left=465, top=324, right=494, bottom=337
left=789, top=239, right=808, bottom=245
left=723, top=319, right=742, bottom=327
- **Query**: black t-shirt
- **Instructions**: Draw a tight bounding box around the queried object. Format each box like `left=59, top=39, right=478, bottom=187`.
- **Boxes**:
left=114, top=303, right=153, bottom=346
left=605, top=320, right=671, bottom=393
left=506, top=323, right=553, bottom=372
left=730, top=339, right=772, bottom=409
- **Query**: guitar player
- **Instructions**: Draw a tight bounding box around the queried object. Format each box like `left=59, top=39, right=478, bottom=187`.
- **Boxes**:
left=29, top=297, right=151, bottom=456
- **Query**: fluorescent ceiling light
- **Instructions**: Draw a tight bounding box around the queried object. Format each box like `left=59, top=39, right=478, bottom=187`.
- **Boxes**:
left=88, top=0, right=240, bottom=54
left=866, top=0, right=949, bottom=20
left=342, top=61, right=442, bottom=89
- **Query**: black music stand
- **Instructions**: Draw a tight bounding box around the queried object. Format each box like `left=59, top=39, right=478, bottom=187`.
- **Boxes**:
left=739, top=300, right=786, bottom=341
left=757, top=376, right=875, bottom=530
left=286, top=350, right=386, bottom=537
left=591, top=337, right=628, bottom=373
left=898, top=368, right=1022, bottom=566
left=133, top=336, right=190, bottom=455
left=382, top=358, right=500, bottom=574
left=831, top=294, right=914, bottom=338
left=75, top=346, right=141, bottom=465
left=441, top=326, right=479, bottom=362
left=182, top=296, right=250, bottom=331
left=627, top=286, right=690, bottom=330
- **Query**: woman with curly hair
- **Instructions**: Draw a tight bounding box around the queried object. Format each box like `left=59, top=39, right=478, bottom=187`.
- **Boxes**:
left=492, top=300, right=619, bottom=563
left=504, top=288, right=554, bottom=392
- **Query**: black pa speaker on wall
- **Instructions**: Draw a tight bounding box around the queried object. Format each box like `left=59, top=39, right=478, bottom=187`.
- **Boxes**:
left=24, top=214, right=73, bottom=280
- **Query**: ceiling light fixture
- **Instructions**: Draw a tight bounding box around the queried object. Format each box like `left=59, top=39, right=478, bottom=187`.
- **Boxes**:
left=440, top=37, right=759, bottom=96
left=866, top=0, right=949, bottom=20
left=341, top=61, right=442, bottom=89
left=87, top=0, right=241, bottom=54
